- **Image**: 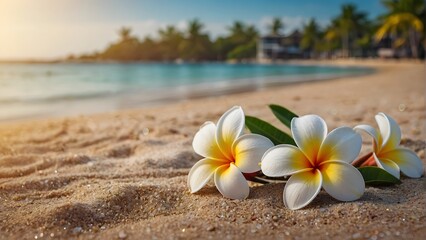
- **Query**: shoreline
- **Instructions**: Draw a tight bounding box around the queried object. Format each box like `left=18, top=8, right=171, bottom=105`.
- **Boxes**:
left=0, top=61, right=374, bottom=123
left=0, top=57, right=424, bottom=64
left=0, top=61, right=376, bottom=124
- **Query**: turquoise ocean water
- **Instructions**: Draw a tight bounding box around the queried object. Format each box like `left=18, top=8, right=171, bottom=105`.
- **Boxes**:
left=0, top=63, right=372, bottom=120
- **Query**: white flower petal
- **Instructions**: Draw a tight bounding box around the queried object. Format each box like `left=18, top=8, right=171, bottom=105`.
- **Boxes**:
left=318, top=127, right=362, bottom=164
left=354, top=124, right=380, bottom=151
left=261, top=144, right=312, bottom=177
left=320, top=161, right=365, bottom=201
left=188, top=158, right=224, bottom=193
left=373, top=153, right=400, bottom=179
left=214, top=163, right=249, bottom=199
left=375, top=113, right=401, bottom=153
left=381, top=148, right=424, bottom=178
left=192, top=121, right=227, bottom=160
left=216, top=106, right=245, bottom=159
left=233, top=134, right=274, bottom=173
left=283, top=169, right=322, bottom=210
left=291, top=115, right=327, bottom=165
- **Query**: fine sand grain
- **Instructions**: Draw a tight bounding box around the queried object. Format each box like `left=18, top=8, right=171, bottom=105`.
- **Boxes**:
left=0, top=60, right=425, bottom=239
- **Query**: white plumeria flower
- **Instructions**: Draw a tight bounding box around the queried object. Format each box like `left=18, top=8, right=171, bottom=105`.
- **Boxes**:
left=354, top=112, right=424, bottom=179
left=261, top=114, right=365, bottom=210
left=188, top=106, right=274, bottom=199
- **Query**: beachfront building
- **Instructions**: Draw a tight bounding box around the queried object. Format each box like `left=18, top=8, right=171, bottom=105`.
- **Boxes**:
left=374, top=35, right=423, bottom=59
left=257, top=30, right=304, bottom=61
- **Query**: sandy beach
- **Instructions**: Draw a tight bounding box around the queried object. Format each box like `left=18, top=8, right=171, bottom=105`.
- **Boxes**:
left=0, top=60, right=425, bottom=239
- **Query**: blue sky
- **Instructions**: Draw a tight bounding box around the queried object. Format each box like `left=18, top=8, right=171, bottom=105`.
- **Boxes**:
left=89, top=0, right=385, bottom=24
left=0, top=0, right=386, bottom=59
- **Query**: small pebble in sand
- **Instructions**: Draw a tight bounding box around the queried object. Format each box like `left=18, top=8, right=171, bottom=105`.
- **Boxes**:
left=118, top=231, right=127, bottom=239
left=352, top=233, right=361, bottom=239
left=142, top=128, right=150, bottom=136
left=206, top=226, right=215, bottom=232
left=398, top=103, right=406, bottom=112
left=417, top=149, right=424, bottom=158
left=72, top=227, right=82, bottom=235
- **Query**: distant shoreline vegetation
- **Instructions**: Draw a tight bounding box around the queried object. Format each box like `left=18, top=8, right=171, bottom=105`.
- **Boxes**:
left=4, top=0, right=425, bottom=63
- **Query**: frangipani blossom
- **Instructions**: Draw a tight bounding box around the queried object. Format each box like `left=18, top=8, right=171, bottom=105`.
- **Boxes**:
left=261, top=115, right=365, bottom=210
left=354, top=112, right=424, bottom=179
left=188, top=106, right=274, bottom=199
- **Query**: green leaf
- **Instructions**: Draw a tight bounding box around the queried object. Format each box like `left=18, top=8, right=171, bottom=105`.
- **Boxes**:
left=357, top=166, right=401, bottom=185
left=269, top=104, right=298, bottom=129
left=245, top=116, right=295, bottom=145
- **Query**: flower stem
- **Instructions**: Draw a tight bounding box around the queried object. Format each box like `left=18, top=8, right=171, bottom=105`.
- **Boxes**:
left=360, top=156, right=377, bottom=167
left=352, top=152, right=373, bottom=167
left=249, top=173, right=288, bottom=184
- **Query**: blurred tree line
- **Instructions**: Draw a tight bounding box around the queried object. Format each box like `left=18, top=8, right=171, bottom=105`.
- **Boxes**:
left=74, top=0, right=425, bottom=61
left=79, top=19, right=260, bottom=62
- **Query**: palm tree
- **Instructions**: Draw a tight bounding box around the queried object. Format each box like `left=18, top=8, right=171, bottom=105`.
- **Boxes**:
left=215, top=22, right=258, bottom=61
left=226, top=24, right=259, bottom=60
left=354, top=21, right=375, bottom=57
left=159, top=25, right=179, bottom=39
left=228, top=21, right=245, bottom=34
left=118, top=27, right=132, bottom=41
left=245, top=25, right=259, bottom=40
left=375, top=0, right=424, bottom=58
left=228, top=22, right=259, bottom=42
left=139, top=36, right=161, bottom=60
left=268, top=17, right=284, bottom=35
left=158, top=25, right=183, bottom=60
left=331, top=4, right=368, bottom=57
left=187, top=19, right=204, bottom=39
left=180, top=19, right=213, bottom=61
left=227, top=21, right=247, bottom=44
left=301, top=18, right=321, bottom=57
left=102, top=26, right=141, bottom=61
left=322, top=20, right=342, bottom=57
